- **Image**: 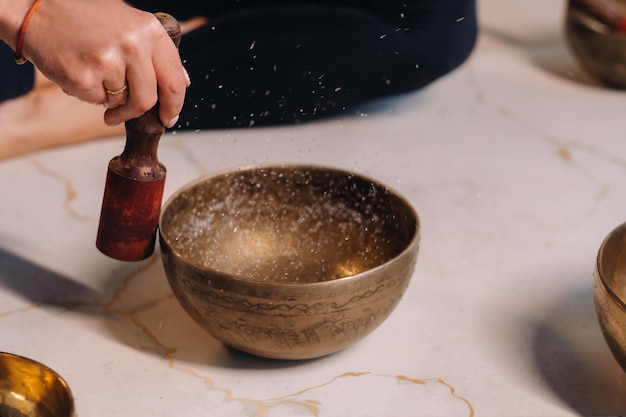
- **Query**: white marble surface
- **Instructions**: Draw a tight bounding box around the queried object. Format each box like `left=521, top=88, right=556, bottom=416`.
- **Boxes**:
left=2, top=0, right=626, bottom=415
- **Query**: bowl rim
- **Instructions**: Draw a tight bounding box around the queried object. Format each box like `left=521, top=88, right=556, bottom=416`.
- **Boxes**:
left=597, top=221, right=626, bottom=310
left=158, top=163, right=420, bottom=288
left=0, top=352, right=75, bottom=415
left=567, top=6, right=612, bottom=36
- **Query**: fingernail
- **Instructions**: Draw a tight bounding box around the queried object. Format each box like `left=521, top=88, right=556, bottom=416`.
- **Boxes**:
left=166, top=115, right=179, bottom=128
left=184, top=68, right=191, bottom=87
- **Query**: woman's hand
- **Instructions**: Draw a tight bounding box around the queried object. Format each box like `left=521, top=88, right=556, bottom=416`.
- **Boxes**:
left=17, top=0, right=188, bottom=127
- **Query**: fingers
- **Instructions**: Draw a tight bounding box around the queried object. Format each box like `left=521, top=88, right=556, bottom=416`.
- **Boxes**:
left=103, top=49, right=157, bottom=126
left=103, top=24, right=187, bottom=127
left=103, top=82, right=128, bottom=109
left=153, top=40, right=189, bottom=128
left=97, top=47, right=129, bottom=108
left=48, top=10, right=188, bottom=127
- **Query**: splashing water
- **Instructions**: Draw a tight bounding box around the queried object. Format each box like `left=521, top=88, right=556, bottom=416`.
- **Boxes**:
left=162, top=168, right=415, bottom=284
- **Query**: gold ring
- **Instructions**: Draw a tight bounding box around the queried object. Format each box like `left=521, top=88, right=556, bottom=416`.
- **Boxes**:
left=106, top=85, right=127, bottom=96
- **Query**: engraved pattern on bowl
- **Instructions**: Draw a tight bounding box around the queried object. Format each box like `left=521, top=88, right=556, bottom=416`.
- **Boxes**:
left=159, top=165, right=420, bottom=360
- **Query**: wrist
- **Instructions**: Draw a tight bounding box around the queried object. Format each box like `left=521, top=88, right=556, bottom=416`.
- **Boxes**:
left=0, top=0, right=35, bottom=49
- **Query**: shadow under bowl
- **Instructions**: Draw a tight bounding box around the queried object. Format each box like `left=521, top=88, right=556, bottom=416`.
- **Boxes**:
left=565, top=2, right=626, bottom=88
left=159, top=164, right=420, bottom=360
left=0, top=352, right=74, bottom=417
left=594, top=221, right=626, bottom=372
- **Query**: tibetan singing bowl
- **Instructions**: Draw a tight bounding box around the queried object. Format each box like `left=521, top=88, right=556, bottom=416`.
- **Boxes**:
left=0, top=353, right=74, bottom=417
left=565, top=0, right=626, bottom=88
left=594, top=221, right=626, bottom=371
left=159, top=164, right=420, bottom=360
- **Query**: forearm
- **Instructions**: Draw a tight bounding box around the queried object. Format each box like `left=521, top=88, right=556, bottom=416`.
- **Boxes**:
left=0, top=0, right=32, bottom=49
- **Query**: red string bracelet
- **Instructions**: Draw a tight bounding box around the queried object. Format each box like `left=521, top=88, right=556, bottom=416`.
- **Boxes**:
left=14, top=0, right=43, bottom=65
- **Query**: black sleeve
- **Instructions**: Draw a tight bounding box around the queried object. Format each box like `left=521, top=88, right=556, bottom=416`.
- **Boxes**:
left=127, top=0, right=477, bottom=130
left=0, top=42, right=35, bottom=103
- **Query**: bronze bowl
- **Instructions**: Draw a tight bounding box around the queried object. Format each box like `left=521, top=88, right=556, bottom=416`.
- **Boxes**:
left=594, top=221, right=626, bottom=371
left=0, top=353, right=74, bottom=417
left=159, top=164, right=420, bottom=360
left=565, top=0, right=626, bottom=88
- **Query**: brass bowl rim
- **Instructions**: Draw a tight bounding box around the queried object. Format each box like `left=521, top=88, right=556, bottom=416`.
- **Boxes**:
left=0, top=352, right=74, bottom=389
left=0, top=352, right=75, bottom=413
left=567, top=7, right=609, bottom=36
left=567, top=5, right=626, bottom=39
left=596, top=222, right=626, bottom=310
left=159, top=163, right=420, bottom=288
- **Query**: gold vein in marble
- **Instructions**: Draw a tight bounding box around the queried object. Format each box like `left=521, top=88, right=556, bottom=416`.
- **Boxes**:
left=397, top=375, right=475, bottom=417
left=0, top=304, right=37, bottom=318
left=171, top=368, right=475, bottom=417
left=30, top=158, right=95, bottom=222
left=92, top=256, right=179, bottom=362
left=38, top=252, right=473, bottom=416
left=168, top=137, right=210, bottom=176
left=558, top=139, right=626, bottom=168
left=464, top=58, right=626, bottom=171
left=461, top=74, right=620, bottom=234
left=89, top=258, right=474, bottom=416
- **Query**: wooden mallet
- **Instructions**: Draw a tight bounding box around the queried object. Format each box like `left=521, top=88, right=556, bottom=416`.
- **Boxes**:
left=96, top=12, right=181, bottom=261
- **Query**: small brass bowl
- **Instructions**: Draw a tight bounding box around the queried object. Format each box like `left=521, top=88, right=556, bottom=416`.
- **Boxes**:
left=0, top=353, right=74, bottom=417
left=159, top=164, right=420, bottom=360
left=594, top=221, right=626, bottom=371
left=565, top=0, right=626, bottom=88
